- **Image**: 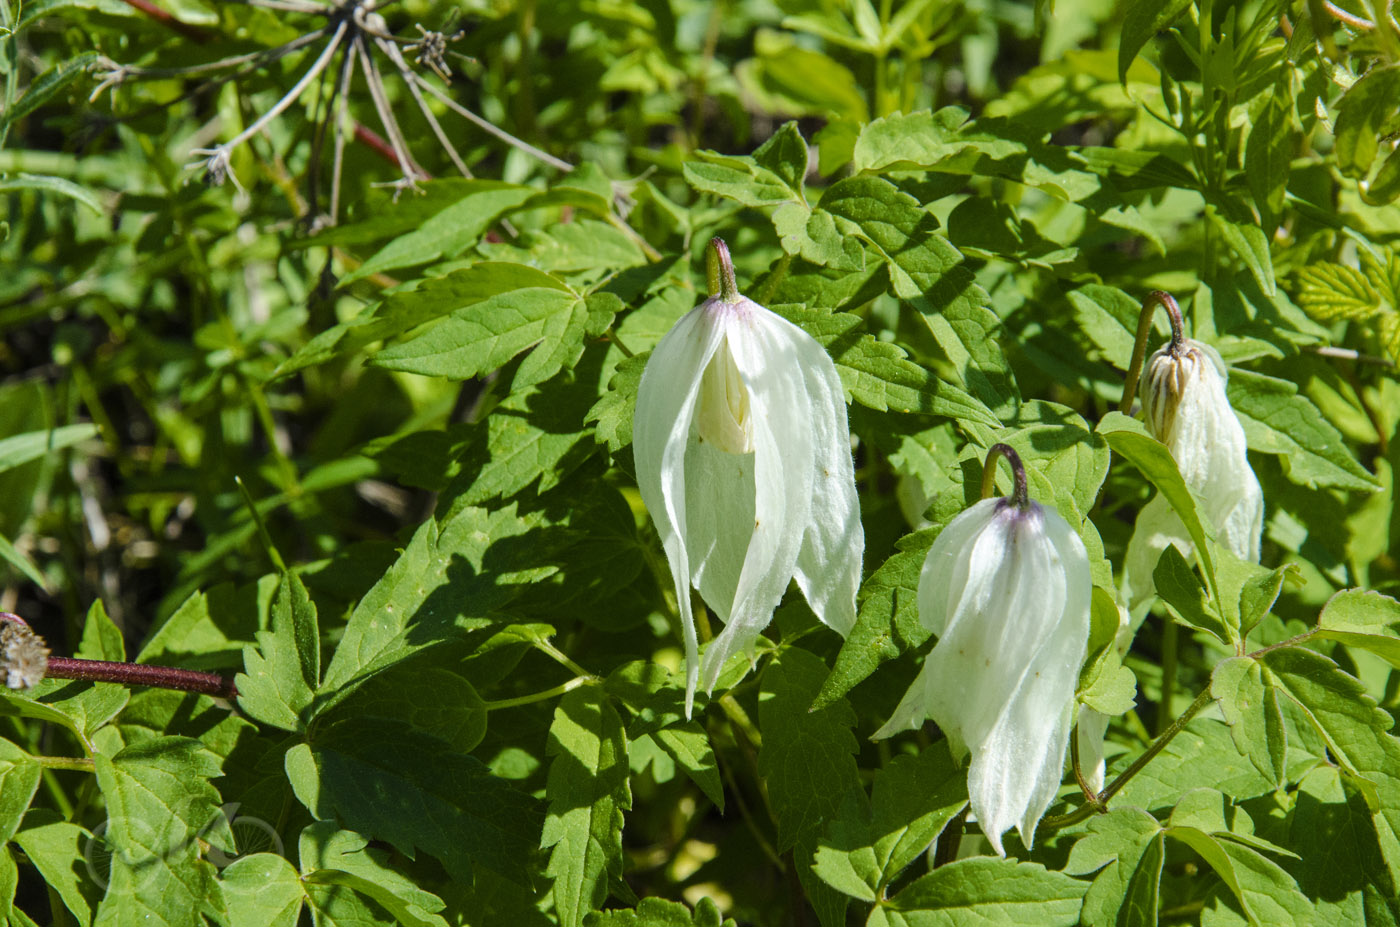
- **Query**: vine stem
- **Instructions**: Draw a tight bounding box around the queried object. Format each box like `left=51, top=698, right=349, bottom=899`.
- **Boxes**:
left=980, top=443, right=1029, bottom=510
left=481, top=675, right=593, bottom=711
left=1119, top=291, right=1186, bottom=414
left=1039, top=686, right=1214, bottom=834
left=45, top=657, right=238, bottom=699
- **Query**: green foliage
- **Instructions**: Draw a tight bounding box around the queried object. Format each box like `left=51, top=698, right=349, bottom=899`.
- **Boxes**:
left=3, top=0, right=1399, bottom=922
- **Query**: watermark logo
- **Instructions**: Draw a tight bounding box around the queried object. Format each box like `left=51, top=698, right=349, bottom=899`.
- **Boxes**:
left=83, top=802, right=284, bottom=891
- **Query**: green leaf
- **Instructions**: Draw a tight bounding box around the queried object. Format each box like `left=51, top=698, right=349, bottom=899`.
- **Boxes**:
left=1067, top=284, right=1163, bottom=370
left=881, top=857, right=1087, bottom=926
left=13, top=815, right=99, bottom=926
left=1364, top=144, right=1400, bottom=206
left=1110, top=719, right=1283, bottom=810
left=0, top=531, right=44, bottom=587
left=1245, top=87, right=1295, bottom=234
left=1208, top=209, right=1276, bottom=297
left=0, top=423, right=96, bottom=472
left=1260, top=646, right=1400, bottom=886
left=683, top=146, right=804, bottom=208
left=91, top=737, right=224, bottom=927
left=818, top=175, right=962, bottom=300
left=319, top=504, right=551, bottom=692
left=542, top=687, right=631, bottom=927
left=299, top=821, right=450, bottom=927
left=0, top=172, right=102, bottom=213
left=1064, top=809, right=1166, bottom=927
left=221, top=854, right=305, bottom=927
left=652, top=722, right=724, bottom=811
left=1078, top=643, right=1139, bottom=716
left=1291, top=766, right=1400, bottom=924
left=0, top=740, right=40, bottom=847
left=316, top=650, right=487, bottom=754
left=813, top=744, right=967, bottom=902
left=587, top=352, right=648, bottom=453
left=286, top=717, right=542, bottom=886
left=236, top=570, right=319, bottom=732
left=1097, top=412, right=1217, bottom=595
left=585, top=896, right=735, bottom=927
left=769, top=303, right=999, bottom=427
left=814, top=527, right=939, bottom=709
left=1316, top=588, right=1400, bottom=667
left=1211, top=657, right=1287, bottom=787
left=1118, top=0, right=1193, bottom=83
left=1334, top=66, right=1400, bottom=180
left=914, top=266, right=1019, bottom=418
left=1153, top=544, right=1232, bottom=644
left=372, top=284, right=614, bottom=391
left=1166, top=827, right=1313, bottom=925
left=340, top=182, right=535, bottom=283
left=1227, top=370, right=1377, bottom=492
left=759, top=647, right=860, bottom=927
left=0, top=52, right=97, bottom=131
left=77, top=598, right=125, bottom=661
left=1294, top=263, right=1383, bottom=322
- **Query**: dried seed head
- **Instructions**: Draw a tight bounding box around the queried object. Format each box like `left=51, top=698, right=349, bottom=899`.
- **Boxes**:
left=0, top=615, right=49, bottom=691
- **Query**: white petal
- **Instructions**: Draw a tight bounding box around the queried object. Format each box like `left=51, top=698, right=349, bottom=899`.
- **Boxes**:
left=633, top=306, right=728, bottom=714
left=871, top=658, right=936, bottom=740
left=699, top=305, right=815, bottom=691
left=915, top=497, right=1002, bottom=638
left=779, top=314, right=864, bottom=637
left=1076, top=706, right=1111, bottom=795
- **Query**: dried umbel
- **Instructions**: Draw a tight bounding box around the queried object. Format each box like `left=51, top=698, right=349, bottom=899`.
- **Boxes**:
left=633, top=238, right=863, bottom=714
left=874, top=446, right=1091, bottom=855
left=0, top=615, right=49, bottom=691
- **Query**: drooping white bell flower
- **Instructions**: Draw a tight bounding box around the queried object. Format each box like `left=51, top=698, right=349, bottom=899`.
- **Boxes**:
left=633, top=238, right=863, bottom=715
left=1122, top=329, right=1264, bottom=605
left=874, top=445, right=1091, bottom=856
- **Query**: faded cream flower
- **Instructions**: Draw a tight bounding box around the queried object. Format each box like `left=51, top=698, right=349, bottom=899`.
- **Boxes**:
left=633, top=238, right=863, bottom=714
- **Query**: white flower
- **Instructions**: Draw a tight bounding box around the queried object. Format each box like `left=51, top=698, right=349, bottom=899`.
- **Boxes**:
left=1122, top=338, right=1263, bottom=604
left=633, top=238, right=863, bottom=714
left=874, top=452, right=1091, bottom=856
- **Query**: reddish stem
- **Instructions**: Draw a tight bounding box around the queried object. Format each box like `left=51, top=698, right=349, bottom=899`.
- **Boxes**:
left=353, top=122, right=434, bottom=178
left=119, top=0, right=212, bottom=44
left=45, top=657, right=238, bottom=699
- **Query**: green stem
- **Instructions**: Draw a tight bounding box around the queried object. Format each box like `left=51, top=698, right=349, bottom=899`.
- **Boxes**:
left=1157, top=619, right=1179, bottom=737
left=533, top=640, right=594, bottom=680
left=1119, top=291, right=1186, bottom=414
left=36, top=755, right=95, bottom=773
left=482, top=675, right=593, bottom=711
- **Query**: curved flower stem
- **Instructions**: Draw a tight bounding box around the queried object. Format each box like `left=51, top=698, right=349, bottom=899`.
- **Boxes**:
left=1070, top=730, right=1105, bottom=811
left=980, top=443, right=1029, bottom=510
left=533, top=640, right=594, bottom=680
left=1039, top=686, right=1214, bottom=834
left=1119, top=291, right=1187, bottom=414
left=45, top=657, right=238, bottom=699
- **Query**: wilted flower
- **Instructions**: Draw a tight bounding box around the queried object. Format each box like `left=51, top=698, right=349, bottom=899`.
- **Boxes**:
left=1122, top=297, right=1263, bottom=604
left=874, top=445, right=1091, bottom=855
left=633, top=238, right=863, bottom=714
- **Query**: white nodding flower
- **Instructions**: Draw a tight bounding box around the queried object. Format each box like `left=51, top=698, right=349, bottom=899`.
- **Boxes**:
left=1122, top=307, right=1264, bottom=605
left=633, top=238, right=864, bottom=715
left=874, top=446, right=1091, bottom=856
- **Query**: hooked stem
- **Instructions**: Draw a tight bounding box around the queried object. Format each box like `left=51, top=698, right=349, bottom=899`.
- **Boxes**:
left=707, top=238, right=741, bottom=302
left=1119, top=291, right=1186, bottom=414
left=980, top=443, right=1030, bottom=510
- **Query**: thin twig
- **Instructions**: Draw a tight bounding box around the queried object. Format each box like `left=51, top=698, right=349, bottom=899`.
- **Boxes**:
left=353, top=33, right=425, bottom=186
left=371, top=33, right=473, bottom=179
left=408, top=71, right=575, bottom=172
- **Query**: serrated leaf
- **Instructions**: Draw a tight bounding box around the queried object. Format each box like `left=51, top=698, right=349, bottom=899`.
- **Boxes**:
left=814, top=527, right=939, bottom=709
left=543, top=687, right=630, bottom=927
left=1208, top=210, right=1275, bottom=297
left=683, top=151, right=803, bottom=208
left=0, top=740, right=40, bottom=847
left=1245, top=87, right=1295, bottom=234
left=759, top=647, right=860, bottom=927
left=299, top=821, right=449, bottom=927
left=818, top=174, right=961, bottom=300
left=769, top=303, right=999, bottom=426
left=91, top=737, right=224, bottom=927
left=340, top=182, right=535, bottom=283
left=587, top=352, right=648, bottom=453
left=915, top=266, right=1019, bottom=418
left=236, top=570, right=319, bottom=732
left=1110, top=719, right=1283, bottom=810
left=1068, top=284, right=1166, bottom=369
left=652, top=722, right=723, bottom=811
left=77, top=598, right=125, bottom=661
left=1293, top=263, right=1380, bottom=322
left=1167, top=827, right=1313, bottom=925
left=1098, top=412, right=1218, bottom=595
left=13, top=815, right=98, bottom=926
left=316, top=651, right=487, bottom=754
left=584, top=896, right=735, bottom=927
left=372, top=283, right=608, bottom=391
left=881, top=857, right=1087, bottom=926
left=1153, top=545, right=1232, bottom=644
left=286, top=718, right=542, bottom=886
left=1079, top=644, right=1139, bottom=716
left=319, top=504, right=551, bottom=693
left=1291, top=766, right=1400, bottom=924
left=1211, top=657, right=1287, bottom=787
left=1316, top=588, right=1400, bottom=667
left=1227, top=370, right=1377, bottom=491
left=1064, top=809, right=1166, bottom=927
left=813, top=744, right=967, bottom=902
left=221, top=854, right=304, bottom=927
